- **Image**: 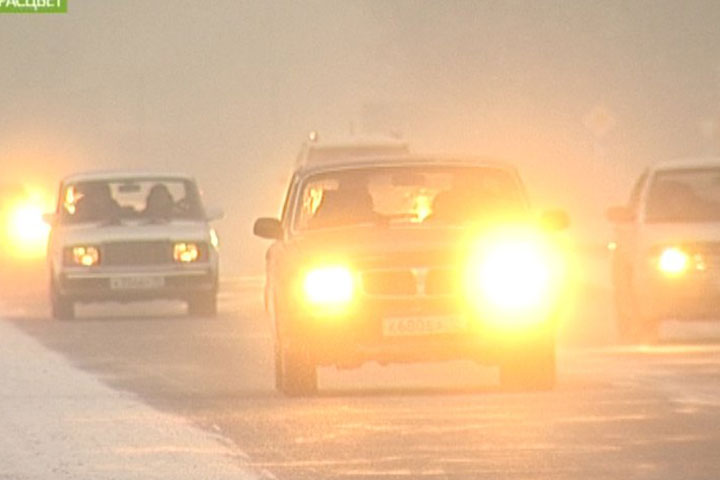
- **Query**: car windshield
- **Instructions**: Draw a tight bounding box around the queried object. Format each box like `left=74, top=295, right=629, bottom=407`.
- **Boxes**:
left=645, top=168, right=720, bottom=223
left=294, top=165, right=527, bottom=231
left=58, top=178, right=205, bottom=224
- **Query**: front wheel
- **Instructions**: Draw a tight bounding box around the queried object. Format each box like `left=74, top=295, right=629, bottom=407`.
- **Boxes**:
left=50, top=282, right=74, bottom=320
left=500, top=338, right=556, bottom=391
left=276, top=343, right=317, bottom=397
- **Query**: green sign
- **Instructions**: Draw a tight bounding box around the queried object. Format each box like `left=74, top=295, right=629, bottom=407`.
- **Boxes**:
left=0, top=0, right=67, bottom=13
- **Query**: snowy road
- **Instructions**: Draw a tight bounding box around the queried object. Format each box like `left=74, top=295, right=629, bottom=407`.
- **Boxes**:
left=2, top=255, right=720, bottom=479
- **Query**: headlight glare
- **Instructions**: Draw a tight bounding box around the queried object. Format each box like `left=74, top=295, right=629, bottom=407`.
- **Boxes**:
left=657, top=247, right=689, bottom=276
left=464, top=228, right=563, bottom=326
left=303, top=266, right=354, bottom=306
left=468, top=239, right=551, bottom=312
left=173, top=242, right=200, bottom=263
left=71, top=246, right=100, bottom=267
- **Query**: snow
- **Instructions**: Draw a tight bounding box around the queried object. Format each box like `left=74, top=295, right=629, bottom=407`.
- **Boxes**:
left=0, top=318, right=260, bottom=480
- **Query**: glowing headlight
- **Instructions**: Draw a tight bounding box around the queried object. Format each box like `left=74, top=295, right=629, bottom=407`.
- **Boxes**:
left=465, top=231, right=560, bottom=319
left=303, top=266, right=355, bottom=306
left=657, top=247, right=689, bottom=276
left=173, top=242, right=200, bottom=263
left=70, top=246, right=100, bottom=267
left=5, top=199, right=51, bottom=259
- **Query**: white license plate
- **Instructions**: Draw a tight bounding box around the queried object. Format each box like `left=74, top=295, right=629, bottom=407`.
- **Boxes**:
left=382, top=316, right=466, bottom=337
left=110, top=276, right=165, bottom=290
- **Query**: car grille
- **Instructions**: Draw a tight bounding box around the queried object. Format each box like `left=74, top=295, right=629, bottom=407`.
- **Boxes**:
left=102, top=241, right=172, bottom=266
left=361, top=267, right=459, bottom=298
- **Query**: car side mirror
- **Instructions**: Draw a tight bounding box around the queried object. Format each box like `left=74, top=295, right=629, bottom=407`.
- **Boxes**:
left=539, top=209, right=570, bottom=231
left=605, top=206, right=634, bottom=223
left=254, top=217, right=283, bottom=240
left=205, top=207, right=224, bottom=221
left=42, top=212, right=57, bottom=225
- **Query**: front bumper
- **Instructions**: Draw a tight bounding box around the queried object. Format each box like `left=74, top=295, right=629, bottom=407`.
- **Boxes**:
left=281, top=297, right=556, bottom=367
left=636, top=270, right=720, bottom=320
left=55, top=264, right=217, bottom=302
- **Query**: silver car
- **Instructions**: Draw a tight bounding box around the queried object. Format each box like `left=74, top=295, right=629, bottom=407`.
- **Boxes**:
left=45, top=171, right=222, bottom=320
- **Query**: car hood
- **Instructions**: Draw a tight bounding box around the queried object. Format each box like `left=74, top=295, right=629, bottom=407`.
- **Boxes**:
left=640, top=222, right=720, bottom=247
left=285, top=224, right=534, bottom=267
left=56, top=220, right=211, bottom=245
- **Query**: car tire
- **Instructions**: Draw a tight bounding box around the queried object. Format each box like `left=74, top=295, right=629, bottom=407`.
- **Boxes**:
left=50, top=282, right=74, bottom=321
left=500, top=337, right=556, bottom=391
left=277, top=345, right=317, bottom=397
left=187, top=292, right=217, bottom=317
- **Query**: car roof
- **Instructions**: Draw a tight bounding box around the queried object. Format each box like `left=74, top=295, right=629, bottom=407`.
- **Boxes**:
left=61, top=169, right=195, bottom=184
left=304, top=136, right=409, bottom=150
left=293, top=155, right=520, bottom=178
left=651, top=157, right=720, bottom=172
left=297, top=136, right=411, bottom=167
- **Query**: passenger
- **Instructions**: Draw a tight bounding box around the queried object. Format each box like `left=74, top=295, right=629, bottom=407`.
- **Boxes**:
left=144, top=183, right=175, bottom=219
left=73, top=182, right=121, bottom=222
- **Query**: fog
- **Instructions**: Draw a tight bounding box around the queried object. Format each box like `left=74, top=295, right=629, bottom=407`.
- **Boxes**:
left=2, top=1, right=720, bottom=274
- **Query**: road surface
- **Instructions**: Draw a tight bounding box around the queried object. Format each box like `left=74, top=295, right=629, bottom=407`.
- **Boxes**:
left=2, top=256, right=720, bottom=479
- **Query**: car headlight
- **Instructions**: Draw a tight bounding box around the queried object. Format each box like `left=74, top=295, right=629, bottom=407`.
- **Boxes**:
left=303, top=265, right=355, bottom=307
left=5, top=197, right=51, bottom=259
left=464, top=230, right=562, bottom=324
left=657, top=247, right=690, bottom=276
left=64, top=246, right=100, bottom=267
left=173, top=242, right=200, bottom=263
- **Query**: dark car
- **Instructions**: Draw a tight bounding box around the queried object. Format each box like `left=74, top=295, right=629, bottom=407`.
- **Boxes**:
left=254, top=156, right=569, bottom=396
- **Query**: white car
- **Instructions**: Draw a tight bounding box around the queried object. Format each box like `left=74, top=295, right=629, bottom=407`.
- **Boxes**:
left=607, top=157, right=720, bottom=341
left=45, top=171, right=222, bottom=320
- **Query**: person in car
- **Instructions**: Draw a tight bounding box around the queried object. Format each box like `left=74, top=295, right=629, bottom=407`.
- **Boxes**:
left=143, top=183, right=176, bottom=219
left=310, top=176, right=378, bottom=228
left=73, top=182, right=122, bottom=222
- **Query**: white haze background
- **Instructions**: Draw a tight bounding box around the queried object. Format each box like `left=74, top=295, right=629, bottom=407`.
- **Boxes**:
left=2, top=1, right=720, bottom=273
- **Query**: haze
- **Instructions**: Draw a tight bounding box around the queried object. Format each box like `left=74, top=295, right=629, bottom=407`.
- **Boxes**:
left=2, top=0, right=720, bottom=273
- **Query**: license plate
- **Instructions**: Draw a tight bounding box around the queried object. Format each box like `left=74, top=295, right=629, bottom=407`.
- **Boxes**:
left=109, top=276, right=165, bottom=290
left=382, top=316, right=466, bottom=337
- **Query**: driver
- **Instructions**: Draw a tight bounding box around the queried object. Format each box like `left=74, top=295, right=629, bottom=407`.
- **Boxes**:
left=311, top=175, right=377, bottom=228
left=144, top=183, right=175, bottom=219
left=73, top=182, right=121, bottom=222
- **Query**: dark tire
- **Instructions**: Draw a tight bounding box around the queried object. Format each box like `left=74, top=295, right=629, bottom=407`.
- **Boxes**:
left=500, top=338, right=556, bottom=391
left=277, top=346, right=317, bottom=397
left=50, top=283, right=74, bottom=321
left=187, top=292, right=217, bottom=317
